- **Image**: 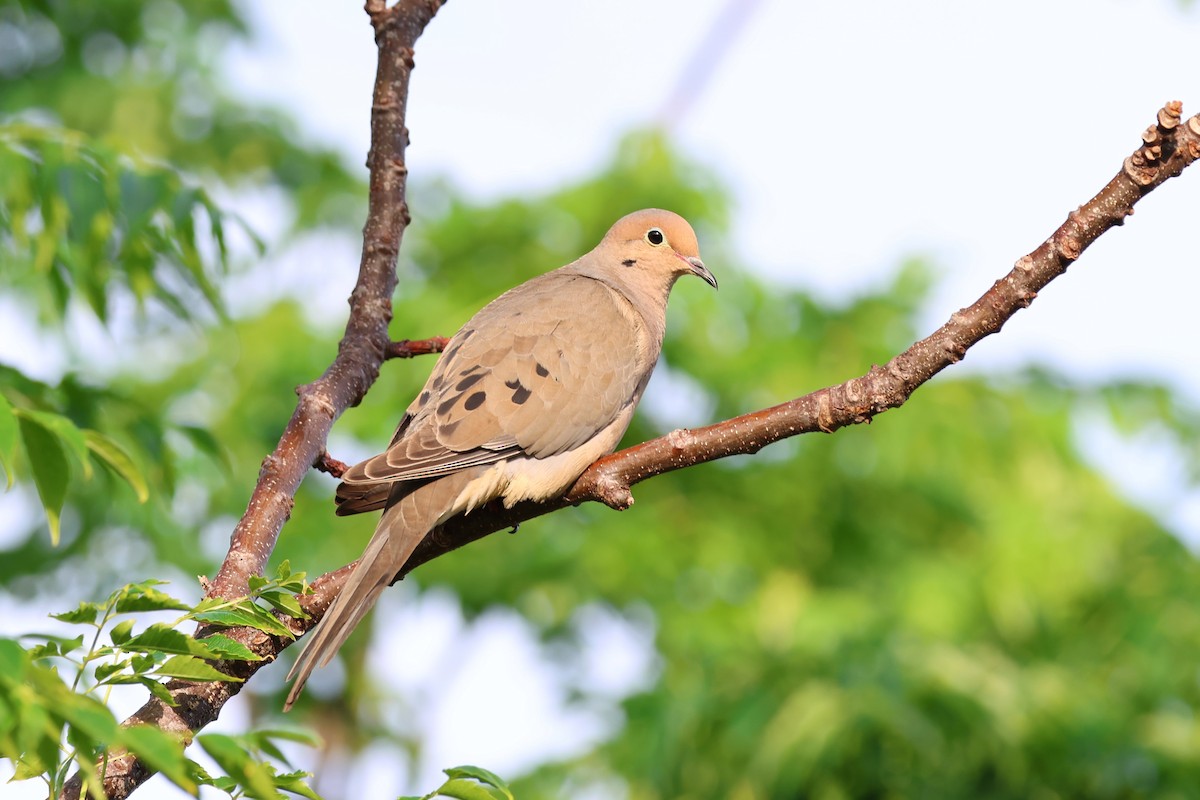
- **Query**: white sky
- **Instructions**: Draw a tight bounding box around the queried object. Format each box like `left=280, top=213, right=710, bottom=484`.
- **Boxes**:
left=5, top=1, right=1200, bottom=797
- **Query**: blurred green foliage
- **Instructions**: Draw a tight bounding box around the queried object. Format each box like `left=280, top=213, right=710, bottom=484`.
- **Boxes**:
left=3, top=2, right=1200, bottom=799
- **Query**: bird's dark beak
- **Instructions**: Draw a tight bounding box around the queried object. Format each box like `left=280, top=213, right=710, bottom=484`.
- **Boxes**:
left=686, top=256, right=718, bottom=289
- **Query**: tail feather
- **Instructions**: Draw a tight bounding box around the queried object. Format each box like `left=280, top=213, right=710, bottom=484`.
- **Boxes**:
left=284, top=471, right=474, bottom=710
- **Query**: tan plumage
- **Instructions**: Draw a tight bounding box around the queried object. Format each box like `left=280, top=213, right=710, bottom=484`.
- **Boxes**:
left=285, top=209, right=716, bottom=709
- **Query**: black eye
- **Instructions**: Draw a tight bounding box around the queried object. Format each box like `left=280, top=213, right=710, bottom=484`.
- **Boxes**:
left=646, top=228, right=665, bottom=246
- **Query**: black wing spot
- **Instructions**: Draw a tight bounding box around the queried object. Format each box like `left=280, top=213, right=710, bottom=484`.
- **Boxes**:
left=460, top=328, right=475, bottom=341
left=418, top=391, right=431, bottom=405
left=437, top=395, right=460, bottom=415
left=464, top=391, right=487, bottom=411
left=459, top=364, right=482, bottom=376
left=622, top=259, right=636, bottom=267
left=442, top=343, right=461, bottom=363
left=535, top=362, right=549, bottom=377
left=456, top=373, right=484, bottom=391
left=511, top=384, right=531, bottom=405
left=504, top=378, right=521, bottom=389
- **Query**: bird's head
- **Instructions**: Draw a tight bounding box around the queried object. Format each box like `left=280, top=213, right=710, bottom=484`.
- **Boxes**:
left=601, top=208, right=718, bottom=291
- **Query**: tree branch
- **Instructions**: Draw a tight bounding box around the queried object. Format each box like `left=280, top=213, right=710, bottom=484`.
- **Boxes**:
left=63, top=11, right=1200, bottom=794
left=58, top=2, right=446, bottom=798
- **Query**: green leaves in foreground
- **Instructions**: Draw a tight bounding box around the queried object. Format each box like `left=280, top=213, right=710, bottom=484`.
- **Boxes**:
left=0, top=638, right=199, bottom=793
left=3, top=567, right=319, bottom=798
left=401, top=765, right=516, bottom=800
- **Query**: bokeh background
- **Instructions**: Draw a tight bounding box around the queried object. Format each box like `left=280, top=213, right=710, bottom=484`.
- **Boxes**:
left=3, top=0, right=1200, bottom=797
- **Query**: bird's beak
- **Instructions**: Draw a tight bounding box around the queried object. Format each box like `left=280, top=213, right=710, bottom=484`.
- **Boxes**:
left=685, top=256, right=718, bottom=289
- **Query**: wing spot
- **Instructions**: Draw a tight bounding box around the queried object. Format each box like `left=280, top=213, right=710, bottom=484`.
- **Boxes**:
left=511, top=384, right=531, bottom=405
left=622, top=259, right=636, bottom=267
left=419, top=391, right=431, bottom=405
left=437, top=395, right=460, bottom=415
left=535, top=362, right=549, bottom=377
left=456, top=373, right=484, bottom=391
left=464, top=391, right=487, bottom=411
left=459, top=364, right=482, bottom=376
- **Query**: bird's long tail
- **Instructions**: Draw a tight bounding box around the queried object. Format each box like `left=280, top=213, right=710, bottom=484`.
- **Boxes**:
left=284, top=471, right=474, bottom=709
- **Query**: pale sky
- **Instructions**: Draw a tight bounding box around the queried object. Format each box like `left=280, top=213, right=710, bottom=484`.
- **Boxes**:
left=5, top=1, right=1200, bottom=797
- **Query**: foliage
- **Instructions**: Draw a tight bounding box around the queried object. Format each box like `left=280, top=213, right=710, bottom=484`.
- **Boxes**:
left=3, top=2, right=1200, bottom=800
left=0, top=568, right=317, bottom=798
left=401, top=765, right=516, bottom=800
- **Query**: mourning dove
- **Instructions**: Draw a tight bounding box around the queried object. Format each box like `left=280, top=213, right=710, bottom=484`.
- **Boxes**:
left=285, top=209, right=716, bottom=708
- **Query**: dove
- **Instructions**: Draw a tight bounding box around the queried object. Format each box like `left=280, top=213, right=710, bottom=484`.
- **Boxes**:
left=285, top=208, right=716, bottom=709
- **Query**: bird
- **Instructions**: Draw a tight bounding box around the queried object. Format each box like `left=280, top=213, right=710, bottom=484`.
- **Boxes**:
left=284, top=208, right=716, bottom=709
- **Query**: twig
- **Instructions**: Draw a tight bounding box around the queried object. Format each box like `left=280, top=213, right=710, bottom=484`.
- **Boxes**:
left=386, top=336, right=450, bottom=359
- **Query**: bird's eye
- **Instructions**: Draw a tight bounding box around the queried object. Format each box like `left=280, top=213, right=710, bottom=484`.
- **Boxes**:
left=646, top=228, right=665, bottom=246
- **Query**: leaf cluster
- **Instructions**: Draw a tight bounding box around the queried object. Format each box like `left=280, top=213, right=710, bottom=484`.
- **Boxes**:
left=0, top=567, right=323, bottom=798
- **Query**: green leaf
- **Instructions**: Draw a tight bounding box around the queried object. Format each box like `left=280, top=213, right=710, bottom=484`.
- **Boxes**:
left=444, top=766, right=513, bottom=799
left=198, top=733, right=283, bottom=800
left=51, top=601, right=104, bottom=625
left=152, top=655, right=239, bottom=682
left=58, top=692, right=121, bottom=744
left=136, top=676, right=179, bottom=707
left=120, top=724, right=196, bottom=792
left=24, top=634, right=85, bottom=661
left=110, top=619, right=135, bottom=645
left=0, top=394, right=18, bottom=489
left=273, top=770, right=322, bottom=800
left=18, top=413, right=69, bottom=544
left=17, top=408, right=92, bottom=478
left=113, top=581, right=192, bottom=614
left=205, top=775, right=240, bottom=792
left=83, top=429, right=150, bottom=502
left=192, top=602, right=296, bottom=640
left=121, top=623, right=241, bottom=663
left=93, top=659, right=130, bottom=682
left=119, top=623, right=204, bottom=656
left=199, top=633, right=264, bottom=662
left=0, top=638, right=30, bottom=682
left=130, top=653, right=161, bottom=674
left=435, top=778, right=510, bottom=800
left=257, top=590, right=308, bottom=620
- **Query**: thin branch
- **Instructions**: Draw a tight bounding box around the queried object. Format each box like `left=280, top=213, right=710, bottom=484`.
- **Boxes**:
left=386, top=336, right=450, bottom=359
left=58, top=2, right=446, bottom=798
